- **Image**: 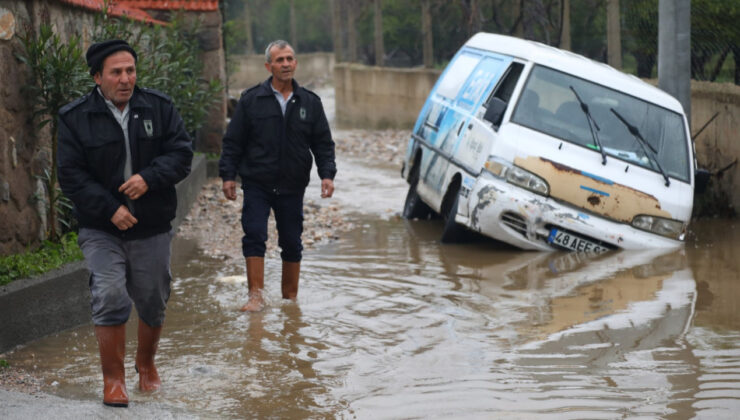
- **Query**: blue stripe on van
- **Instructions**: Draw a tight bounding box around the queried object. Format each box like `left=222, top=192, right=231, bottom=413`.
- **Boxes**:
left=580, top=185, right=610, bottom=196
left=580, top=171, right=614, bottom=185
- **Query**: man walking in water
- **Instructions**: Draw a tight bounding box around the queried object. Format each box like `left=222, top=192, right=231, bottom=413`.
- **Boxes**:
left=219, top=40, right=336, bottom=312
left=58, top=39, right=193, bottom=407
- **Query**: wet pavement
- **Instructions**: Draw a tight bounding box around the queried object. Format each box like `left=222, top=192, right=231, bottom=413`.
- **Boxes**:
left=2, top=150, right=740, bottom=419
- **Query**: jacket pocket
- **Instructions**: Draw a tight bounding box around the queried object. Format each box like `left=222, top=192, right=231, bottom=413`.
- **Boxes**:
left=81, top=133, right=122, bottom=185
left=249, top=108, right=282, bottom=162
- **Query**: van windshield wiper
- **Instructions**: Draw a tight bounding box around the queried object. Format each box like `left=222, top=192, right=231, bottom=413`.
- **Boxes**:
left=569, top=86, right=606, bottom=165
left=609, top=108, right=670, bottom=187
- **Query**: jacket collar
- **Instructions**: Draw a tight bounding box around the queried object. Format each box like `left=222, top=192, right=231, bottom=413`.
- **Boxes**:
left=258, top=77, right=303, bottom=99
left=82, top=85, right=152, bottom=113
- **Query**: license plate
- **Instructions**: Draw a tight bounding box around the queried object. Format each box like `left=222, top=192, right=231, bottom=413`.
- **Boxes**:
left=548, top=228, right=609, bottom=253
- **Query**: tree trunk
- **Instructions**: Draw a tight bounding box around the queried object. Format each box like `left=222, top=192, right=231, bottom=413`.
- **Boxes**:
left=606, top=0, right=622, bottom=69
left=560, top=0, right=571, bottom=50
left=709, top=47, right=731, bottom=82
left=49, top=120, right=58, bottom=241
left=636, top=52, right=655, bottom=78
left=422, top=0, right=434, bottom=68
left=244, top=0, right=254, bottom=54
left=734, top=45, right=740, bottom=84
left=347, top=0, right=358, bottom=62
left=469, top=0, right=481, bottom=36
left=331, top=0, right=343, bottom=62
left=374, top=0, right=385, bottom=66
left=512, top=0, right=524, bottom=37
left=289, top=0, right=298, bottom=51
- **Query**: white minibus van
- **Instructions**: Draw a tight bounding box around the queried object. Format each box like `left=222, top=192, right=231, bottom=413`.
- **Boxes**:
left=401, top=33, right=700, bottom=251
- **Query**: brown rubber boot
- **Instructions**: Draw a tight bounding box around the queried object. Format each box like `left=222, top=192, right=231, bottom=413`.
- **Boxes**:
left=281, top=261, right=301, bottom=300
left=94, top=324, right=129, bottom=408
left=135, top=320, right=162, bottom=391
left=240, top=256, right=265, bottom=312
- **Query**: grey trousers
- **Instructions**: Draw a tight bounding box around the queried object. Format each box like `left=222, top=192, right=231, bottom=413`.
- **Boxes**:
left=78, top=228, right=173, bottom=327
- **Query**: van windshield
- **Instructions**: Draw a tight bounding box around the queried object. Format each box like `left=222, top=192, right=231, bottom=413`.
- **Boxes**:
left=511, top=65, right=690, bottom=182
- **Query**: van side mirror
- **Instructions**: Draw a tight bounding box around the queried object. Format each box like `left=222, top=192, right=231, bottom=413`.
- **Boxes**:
left=483, top=97, right=507, bottom=126
left=694, top=168, right=711, bottom=194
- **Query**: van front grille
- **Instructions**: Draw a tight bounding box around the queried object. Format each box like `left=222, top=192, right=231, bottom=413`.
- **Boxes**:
left=501, top=212, right=527, bottom=237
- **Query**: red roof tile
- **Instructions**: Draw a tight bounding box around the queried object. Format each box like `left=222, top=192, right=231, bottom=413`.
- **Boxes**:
left=58, top=0, right=167, bottom=24
left=118, top=1, right=220, bottom=11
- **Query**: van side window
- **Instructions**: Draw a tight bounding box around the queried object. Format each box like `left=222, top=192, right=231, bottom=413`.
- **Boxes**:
left=436, top=54, right=481, bottom=101
left=416, top=53, right=481, bottom=140
left=482, top=62, right=524, bottom=128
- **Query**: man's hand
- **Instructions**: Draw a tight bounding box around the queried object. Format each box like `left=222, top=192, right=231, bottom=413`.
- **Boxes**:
left=119, top=174, right=148, bottom=200
left=223, top=180, right=237, bottom=200
left=111, top=205, right=138, bottom=230
left=321, top=178, right=334, bottom=198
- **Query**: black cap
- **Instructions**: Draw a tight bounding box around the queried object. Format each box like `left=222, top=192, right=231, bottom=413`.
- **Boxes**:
left=86, top=39, right=137, bottom=76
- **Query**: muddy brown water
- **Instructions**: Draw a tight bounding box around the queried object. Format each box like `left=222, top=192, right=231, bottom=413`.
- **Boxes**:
left=4, top=156, right=740, bottom=419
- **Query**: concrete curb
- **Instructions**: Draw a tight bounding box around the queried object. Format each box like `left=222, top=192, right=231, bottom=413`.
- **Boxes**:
left=0, top=154, right=207, bottom=354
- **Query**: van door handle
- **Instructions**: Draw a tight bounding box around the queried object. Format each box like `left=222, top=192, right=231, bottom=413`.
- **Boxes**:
left=457, top=121, right=465, bottom=136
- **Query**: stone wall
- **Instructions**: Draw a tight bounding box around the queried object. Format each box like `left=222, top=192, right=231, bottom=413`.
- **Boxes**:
left=0, top=0, right=99, bottom=255
left=333, top=63, right=441, bottom=130
left=690, top=81, right=740, bottom=215
left=228, top=52, right=334, bottom=93
left=333, top=64, right=740, bottom=213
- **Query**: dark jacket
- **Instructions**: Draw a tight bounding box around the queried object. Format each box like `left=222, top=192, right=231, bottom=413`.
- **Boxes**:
left=58, top=85, right=193, bottom=239
left=219, top=78, right=336, bottom=193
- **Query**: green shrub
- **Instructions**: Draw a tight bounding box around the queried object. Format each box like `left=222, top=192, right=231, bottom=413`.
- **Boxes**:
left=0, top=232, right=84, bottom=286
left=93, top=6, right=223, bottom=137
left=16, top=25, right=90, bottom=241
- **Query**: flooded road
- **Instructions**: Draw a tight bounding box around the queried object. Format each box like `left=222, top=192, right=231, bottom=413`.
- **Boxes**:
left=4, top=156, right=740, bottom=418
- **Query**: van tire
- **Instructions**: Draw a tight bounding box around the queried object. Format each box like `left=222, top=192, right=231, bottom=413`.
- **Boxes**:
left=403, top=167, right=432, bottom=220
left=441, top=193, right=467, bottom=243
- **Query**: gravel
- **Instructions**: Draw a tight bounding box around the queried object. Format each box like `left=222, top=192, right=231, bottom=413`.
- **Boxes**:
left=176, top=128, right=411, bottom=262
left=0, top=365, right=44, bottom=395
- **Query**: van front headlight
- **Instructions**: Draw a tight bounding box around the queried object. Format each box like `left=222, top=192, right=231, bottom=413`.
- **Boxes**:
left=631, top=215, right=686, bottom=240
left=484, top=157, right=549, bottom=196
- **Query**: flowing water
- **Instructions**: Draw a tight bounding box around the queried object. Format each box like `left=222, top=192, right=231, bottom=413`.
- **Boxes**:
left=3, top=155, right=740, bottom=419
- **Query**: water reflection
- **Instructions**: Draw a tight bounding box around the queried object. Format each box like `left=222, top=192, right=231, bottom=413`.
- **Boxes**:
left=4, top=217, right=740, bottom=418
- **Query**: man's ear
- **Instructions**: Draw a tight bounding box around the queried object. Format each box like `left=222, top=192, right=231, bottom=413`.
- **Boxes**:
left=264, top=62, right=271, bottom=72
left=93, top=72, right=102, bottom=85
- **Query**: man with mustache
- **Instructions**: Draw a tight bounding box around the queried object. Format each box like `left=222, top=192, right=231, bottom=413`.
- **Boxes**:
left=219, top=40, right=336, bottom=312
left=57, top=39, right=193, bottom=407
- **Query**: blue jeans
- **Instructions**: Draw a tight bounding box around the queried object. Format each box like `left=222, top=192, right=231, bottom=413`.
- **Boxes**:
left=241, top=186, right=304, bottom=262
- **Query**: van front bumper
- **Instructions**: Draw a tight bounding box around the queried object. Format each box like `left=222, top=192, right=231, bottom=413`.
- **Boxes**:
left=460, top=175, right=683, bottom=251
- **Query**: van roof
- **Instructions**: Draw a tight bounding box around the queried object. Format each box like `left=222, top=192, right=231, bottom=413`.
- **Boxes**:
left=466, top=33, right=685, bottom=115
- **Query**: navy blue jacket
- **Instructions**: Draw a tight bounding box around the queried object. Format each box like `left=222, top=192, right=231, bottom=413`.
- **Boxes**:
left=219, top=78, right=336, bottom=193
left=58, top=86, right=193, bottom=239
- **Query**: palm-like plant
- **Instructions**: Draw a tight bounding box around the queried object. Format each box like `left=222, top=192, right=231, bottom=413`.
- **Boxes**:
left=16, top=25, right=90, bottom=240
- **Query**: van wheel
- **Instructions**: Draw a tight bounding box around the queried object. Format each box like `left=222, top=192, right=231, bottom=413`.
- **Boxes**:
left=403, top=169, right=432, bottom=220
left=441, top=193, right=466, bottom=243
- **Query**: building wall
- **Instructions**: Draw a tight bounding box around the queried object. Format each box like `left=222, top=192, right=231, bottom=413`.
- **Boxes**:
left=333, top=63, right=441, bottom=130
left=333, top=63, right=740, bottom=213
left=691, top=81, right=740, bottom=215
